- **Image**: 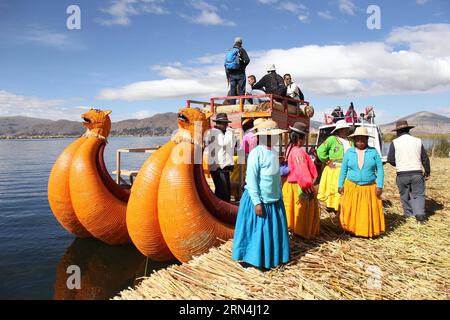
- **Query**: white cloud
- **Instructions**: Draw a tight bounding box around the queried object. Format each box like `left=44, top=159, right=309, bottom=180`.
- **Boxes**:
left=96, top=23, right=450, bottom=101
left=278, top=2, right=307, bottom=13
left=97, top=79, right=222, bottom=101
left=416, top=0, right=429, bottom=5
left=338, top=0, right=357, bottom=16
left=260, top=0, right=310, bottom=21
left=387, top=24, right=450, bottom=58
left=22, top=28, right=85, bottom=50
left=182, top=0, right=236, bottom=26
left=97, top=0, right=168, bottom=26
left=318, top=11, right=333, bottom=20
left=0, top=90, right=88, bottom=121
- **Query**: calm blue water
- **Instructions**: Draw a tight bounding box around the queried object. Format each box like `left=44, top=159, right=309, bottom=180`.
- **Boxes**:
left=0, top=136, right=171, bottom=300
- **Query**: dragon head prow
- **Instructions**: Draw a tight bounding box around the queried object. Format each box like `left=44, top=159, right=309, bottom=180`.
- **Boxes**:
left=173, top=107, right=211, bottom=144
left=82, top=108, right=112, bottom=140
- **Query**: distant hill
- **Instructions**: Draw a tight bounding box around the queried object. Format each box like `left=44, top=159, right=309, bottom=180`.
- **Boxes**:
left=1, top=111, right=447, bottom=138
left=380, top=112, right=450, bottom=134
left=0, top=113, right=178, bottom=138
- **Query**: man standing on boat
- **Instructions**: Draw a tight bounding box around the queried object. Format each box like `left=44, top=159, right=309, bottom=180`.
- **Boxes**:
left=204, top=113, right=236, bottom=202
left=387, top=120, right=431, bottom=224
left=225, top=37, right=250, bottom=105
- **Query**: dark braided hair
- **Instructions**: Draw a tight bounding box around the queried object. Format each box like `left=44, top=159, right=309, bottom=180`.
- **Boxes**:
left=287, top=131, right=306, bottom=150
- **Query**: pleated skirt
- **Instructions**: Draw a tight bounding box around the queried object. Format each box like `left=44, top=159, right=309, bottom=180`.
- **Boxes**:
left=317, top=165, right=341, bottom=211
left=339, top=179, right=385, bottom=238
left=232, top=190, right=290, bottom=269
left=282, top=181, right=320, bottom=239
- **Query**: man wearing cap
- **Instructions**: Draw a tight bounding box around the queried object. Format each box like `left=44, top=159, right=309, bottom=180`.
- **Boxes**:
left=225, top=37, right=250, bottom=105
left=387, top=120, right=431, bottom=224
left=252, top=64, right=287, bottom=97
left=204, top=113, right=237, bottom=202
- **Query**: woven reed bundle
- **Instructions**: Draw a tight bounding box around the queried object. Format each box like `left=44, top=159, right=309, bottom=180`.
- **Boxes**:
left=115, top=158, right=450, bottom=300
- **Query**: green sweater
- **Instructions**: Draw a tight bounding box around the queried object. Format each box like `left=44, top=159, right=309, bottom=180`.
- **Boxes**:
left=317, top=135, right=352, bottom=163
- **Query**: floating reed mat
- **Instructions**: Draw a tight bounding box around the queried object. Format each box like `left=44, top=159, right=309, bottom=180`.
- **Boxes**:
left=115, top=158, right=450, bottom=300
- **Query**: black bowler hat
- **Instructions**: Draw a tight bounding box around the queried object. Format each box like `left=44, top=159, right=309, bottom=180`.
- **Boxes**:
left=213, top=113, right=232, bottom=123
left=289, top=122, right=308, bottom=135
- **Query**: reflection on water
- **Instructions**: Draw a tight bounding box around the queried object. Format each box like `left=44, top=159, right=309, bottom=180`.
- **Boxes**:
left=53, top=238, right=173, bottom=300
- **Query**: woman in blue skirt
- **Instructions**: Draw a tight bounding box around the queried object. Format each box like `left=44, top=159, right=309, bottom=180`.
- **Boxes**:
left=232, top=120, right=290, bottom=269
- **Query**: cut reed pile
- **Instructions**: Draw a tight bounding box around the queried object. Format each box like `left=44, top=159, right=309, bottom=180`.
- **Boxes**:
left=115, top=158, right=450, bottom=300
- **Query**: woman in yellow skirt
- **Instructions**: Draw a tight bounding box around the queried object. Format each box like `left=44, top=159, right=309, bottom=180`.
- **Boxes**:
left=338, top=127, right=385, bottom=238
left=317, top=120, right=352, bottom=212
left=282, top=123, right=320, bottom=239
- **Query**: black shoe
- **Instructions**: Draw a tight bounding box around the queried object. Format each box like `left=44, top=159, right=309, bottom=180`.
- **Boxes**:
left=416, top=216, right=427, bottom=225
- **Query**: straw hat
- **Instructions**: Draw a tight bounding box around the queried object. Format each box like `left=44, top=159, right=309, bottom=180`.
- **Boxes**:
left=234, top=37, right=243, bottom=45
left=331, top=120, right=351, bottom=134
left=392, top=120, right=415, bottom=132
left=349, top=126, right=374, bottom=138
left=247, top=118, right=268, bottom=132
left=267, top=64, right=276, bottom=72
left=289, top=122, right=308, bottom=135
left=255, top=120, right=287, bottom=136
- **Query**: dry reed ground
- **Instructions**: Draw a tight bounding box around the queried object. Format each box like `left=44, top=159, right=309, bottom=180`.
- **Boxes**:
left=116, top=158, right=450, bottom=300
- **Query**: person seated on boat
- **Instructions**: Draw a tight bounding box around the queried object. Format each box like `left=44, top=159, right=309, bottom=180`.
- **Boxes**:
left=345, top=102, right=358, bottom=123
left=204, top=113, right=236, bottom=202
left=246, top=75, right=270, bottom=105
left=232, top=120, right=290, bottom=270
left=331, top=106, right=344, bottom=123
left=364, top=106, right=376, bottom=122
left=317, top=120, right=352, bottom=213
left=282, top=122, right=320, bottom=239
left=252, top=64, right=287, bottom=100
left=284, top=74, right=304, bottom=102
left=338, top=127, right=385, bottom=238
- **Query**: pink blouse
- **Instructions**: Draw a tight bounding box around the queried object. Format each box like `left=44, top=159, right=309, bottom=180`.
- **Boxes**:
left=243, top=131, right=257, bottom=155
left=286, top=145, right=318, bottom=190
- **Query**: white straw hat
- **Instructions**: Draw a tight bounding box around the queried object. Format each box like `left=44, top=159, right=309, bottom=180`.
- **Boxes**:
left=331, top=120, right=351, bottom=134
left=349, top=126, right=374, bottom=138
left=255, top=120, right=287, bottom=136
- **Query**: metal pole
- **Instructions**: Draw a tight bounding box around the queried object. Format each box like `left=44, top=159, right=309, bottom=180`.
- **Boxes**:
left=116, top=150, right=121, bottom=184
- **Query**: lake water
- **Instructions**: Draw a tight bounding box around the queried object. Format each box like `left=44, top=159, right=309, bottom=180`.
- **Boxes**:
left=0, top=136, right=445, bottom=300
left=0, top=136, right=172, bottom=300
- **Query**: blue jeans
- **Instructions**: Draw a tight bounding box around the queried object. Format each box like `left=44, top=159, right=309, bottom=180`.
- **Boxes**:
left=228, top=73, right=246, bottom=105
left=247, top=89, right=270, bottom=105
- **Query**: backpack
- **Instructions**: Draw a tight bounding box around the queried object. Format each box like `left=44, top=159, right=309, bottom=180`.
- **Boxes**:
left=224, top=47, right=241, bottom=70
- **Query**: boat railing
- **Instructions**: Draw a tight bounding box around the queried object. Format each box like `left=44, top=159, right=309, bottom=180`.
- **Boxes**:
left=113, top=147, right=160, bottom=185
left=187, top=94, right=309, bottom=117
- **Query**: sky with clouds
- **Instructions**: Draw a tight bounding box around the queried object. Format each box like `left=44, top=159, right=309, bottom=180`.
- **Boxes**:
left=0, top=0, right=450, bottom=123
